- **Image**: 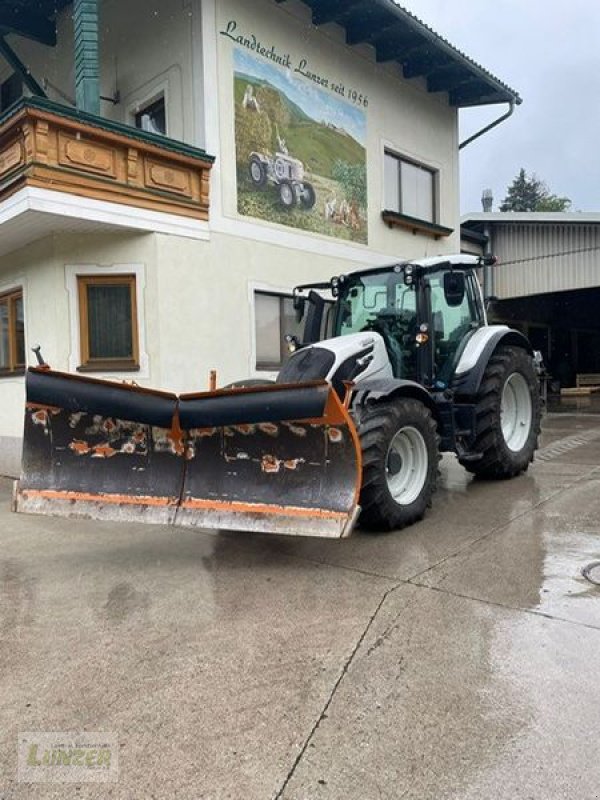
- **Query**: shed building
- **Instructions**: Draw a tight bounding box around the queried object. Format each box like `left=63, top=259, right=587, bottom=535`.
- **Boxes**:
left=461, top=212, right=600, bottom=388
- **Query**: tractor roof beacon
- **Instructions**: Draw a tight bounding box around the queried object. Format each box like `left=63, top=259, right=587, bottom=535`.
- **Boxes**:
left=277, top=254, right=542, bottom=532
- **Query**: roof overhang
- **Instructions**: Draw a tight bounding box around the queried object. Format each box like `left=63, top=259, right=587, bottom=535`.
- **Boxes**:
left=278, top=0, right=521, bottom=108
left=0, top=0, right=71, bottom=46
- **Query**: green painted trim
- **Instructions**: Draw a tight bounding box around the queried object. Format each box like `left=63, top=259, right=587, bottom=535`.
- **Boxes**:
left=73, top=0, right=100, bottom=115
left=0, top=96, right=215, bottom=163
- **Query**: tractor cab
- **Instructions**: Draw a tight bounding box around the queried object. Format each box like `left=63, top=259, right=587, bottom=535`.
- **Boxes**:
left=291, top=257, right=487, bottom=389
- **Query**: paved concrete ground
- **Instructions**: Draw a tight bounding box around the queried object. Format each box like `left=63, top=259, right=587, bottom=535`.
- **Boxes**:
left=1, top=412, right=600, bottom=799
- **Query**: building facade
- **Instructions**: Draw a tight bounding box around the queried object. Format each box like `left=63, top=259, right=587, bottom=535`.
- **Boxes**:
left=0, top=0, right=518, bottom=474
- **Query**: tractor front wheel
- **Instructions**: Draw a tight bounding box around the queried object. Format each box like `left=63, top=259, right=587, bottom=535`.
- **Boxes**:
left=278, top=180, right=296, bottom=209
left=459, top=345, right=541, bottom=478
left=358, top=399, right=440, bottom=532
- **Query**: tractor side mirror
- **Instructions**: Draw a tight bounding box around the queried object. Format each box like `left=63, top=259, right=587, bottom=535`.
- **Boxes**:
left=443, top=271, right=466, bottom=307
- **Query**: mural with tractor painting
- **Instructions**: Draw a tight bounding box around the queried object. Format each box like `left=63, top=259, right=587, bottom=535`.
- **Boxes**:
left=233, top=48, right=368, bottom=244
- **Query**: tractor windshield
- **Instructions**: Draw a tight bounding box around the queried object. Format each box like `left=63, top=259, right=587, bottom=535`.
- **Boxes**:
left=334, top=267, right=416, bottom=336
left=334, top=266, right=418, bottom=379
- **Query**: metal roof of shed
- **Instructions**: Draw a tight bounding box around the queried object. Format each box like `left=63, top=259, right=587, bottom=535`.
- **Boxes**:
left=462, top=213, right=600, bottom=227
left=277, top=0, right=521, bottom=108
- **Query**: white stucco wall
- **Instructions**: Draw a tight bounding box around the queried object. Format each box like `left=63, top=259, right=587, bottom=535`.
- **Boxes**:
left=0, top=0, right=465, bottom=475
left=207, top=0, right=460, bottom=258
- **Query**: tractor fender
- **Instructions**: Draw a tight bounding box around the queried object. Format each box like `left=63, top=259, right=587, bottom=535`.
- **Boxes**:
left=451, top=325, right=533, bottom=398
left=351, top=378, right=437, bottom=423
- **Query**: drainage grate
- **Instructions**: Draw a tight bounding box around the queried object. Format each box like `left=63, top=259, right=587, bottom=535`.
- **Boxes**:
left=536, top=428, right=600, bottom=462
left=582, top=561, right=600, bottom=586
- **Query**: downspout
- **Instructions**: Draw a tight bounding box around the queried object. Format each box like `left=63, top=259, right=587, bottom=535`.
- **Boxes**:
left=458, top=100, right=515, bottom=150
left=460, top=100, right=517, bottom=301
left=73, top=0, right=100, bottom=115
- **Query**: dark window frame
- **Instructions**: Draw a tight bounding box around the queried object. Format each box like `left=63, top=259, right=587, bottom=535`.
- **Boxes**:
left=77, top=274, right=140, bottom=372
left=384, top=149, right=438, bottom=224
left=134, top=95, right=167, bottom=136
left=0, top=287, right=25, bottom=376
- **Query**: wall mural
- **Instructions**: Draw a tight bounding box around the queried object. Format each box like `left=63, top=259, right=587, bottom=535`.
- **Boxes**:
left=231, top=44, right=368, bottom=244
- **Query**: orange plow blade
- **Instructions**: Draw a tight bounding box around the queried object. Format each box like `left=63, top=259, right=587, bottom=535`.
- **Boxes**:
left=14, top=369, right=361, bottom=538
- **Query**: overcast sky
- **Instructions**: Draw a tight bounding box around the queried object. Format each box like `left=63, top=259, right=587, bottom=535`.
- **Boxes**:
left=399, top=0, right=600, bottom=214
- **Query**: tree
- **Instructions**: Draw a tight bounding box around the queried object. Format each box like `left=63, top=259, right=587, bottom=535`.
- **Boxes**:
left=500, top=168, right=571, bottom=212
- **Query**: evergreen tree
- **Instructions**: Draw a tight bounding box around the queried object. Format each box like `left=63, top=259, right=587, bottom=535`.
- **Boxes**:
left=500, top=168, right=571, bottom=212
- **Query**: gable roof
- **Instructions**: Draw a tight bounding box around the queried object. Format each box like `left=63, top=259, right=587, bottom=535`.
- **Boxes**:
left=278, top=0, right=521, bottom=107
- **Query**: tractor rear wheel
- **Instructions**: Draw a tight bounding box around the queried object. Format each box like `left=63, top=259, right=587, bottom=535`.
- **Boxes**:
left=358, top=399, right=440, bottom=532
left=459, top=345, right=541, bottom=478
left=249, top=156, right=267, bottom=188
left=300, top=181, right=316, bottom=209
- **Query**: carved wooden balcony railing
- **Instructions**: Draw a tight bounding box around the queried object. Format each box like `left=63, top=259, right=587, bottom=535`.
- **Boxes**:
left=0, top=97, right=213, bottom=220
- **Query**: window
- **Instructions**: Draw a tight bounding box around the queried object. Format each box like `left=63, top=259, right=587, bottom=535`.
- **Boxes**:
left=0, top=288, right=25, bottom=375
left=134, top=96, right=167, bottom=136
left=77, top=275, right=139, bottom=370
left=0, top=73, right=23, bottom=113
left=384, top=151, right=436, bottom=223
left=255, top=292, right=304, bottom=371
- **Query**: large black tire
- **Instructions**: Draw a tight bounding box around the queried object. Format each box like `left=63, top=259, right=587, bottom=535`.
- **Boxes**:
left=278, top=180, right=296, bottom=209
left=459, top=345, right=541, bottom=479
left=249, top=156, right=268, bottom=188
left=300, top=181, right=316, bottom=209
left=358, top=399, right=440, bottom=532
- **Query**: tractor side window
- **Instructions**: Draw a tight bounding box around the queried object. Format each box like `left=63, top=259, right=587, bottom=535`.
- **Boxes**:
left=429, top=273, right=476, bottom=384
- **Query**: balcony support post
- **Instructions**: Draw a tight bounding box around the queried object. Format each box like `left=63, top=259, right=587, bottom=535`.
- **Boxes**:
left=73, top=0, right=100, bottom=115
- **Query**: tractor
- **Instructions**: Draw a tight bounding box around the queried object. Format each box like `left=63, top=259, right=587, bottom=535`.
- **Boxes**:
left=248, top=128, right=316, bottom=210
left=274, top=253, right=542, bottom=530
left=15, top=254, right=541, bottom=538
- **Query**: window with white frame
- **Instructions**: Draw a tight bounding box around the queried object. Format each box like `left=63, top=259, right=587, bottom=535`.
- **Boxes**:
left=384, top=151, right=437, bottom=223
left=254, top=291, right=304, bottom=371
left=77, top=274, right=139, bottom=371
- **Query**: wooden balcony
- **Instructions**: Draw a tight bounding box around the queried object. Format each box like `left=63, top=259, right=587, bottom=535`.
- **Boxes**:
left=0, top=97, right=213, bottom=222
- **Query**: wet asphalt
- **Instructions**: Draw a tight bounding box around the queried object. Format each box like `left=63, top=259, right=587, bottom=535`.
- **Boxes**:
left=1, top=410, right=600, bottom=799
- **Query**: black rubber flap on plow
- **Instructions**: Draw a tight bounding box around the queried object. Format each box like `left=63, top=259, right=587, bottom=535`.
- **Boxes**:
left=15, top=372, right=361, bottom=537
left=17, top=369, right=183, bottom=524
left=177, top=383, right=361, bottom=538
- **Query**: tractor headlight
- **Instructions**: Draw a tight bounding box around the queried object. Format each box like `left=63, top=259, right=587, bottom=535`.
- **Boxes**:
left=285, top=334, right=299, bottom=353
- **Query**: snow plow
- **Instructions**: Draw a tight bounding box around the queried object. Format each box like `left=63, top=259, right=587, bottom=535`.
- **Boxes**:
left=14, top=368, right=361, bottom=538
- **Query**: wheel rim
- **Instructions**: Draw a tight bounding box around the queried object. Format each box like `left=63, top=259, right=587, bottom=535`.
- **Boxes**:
left=385, top=426, right=429, bottom=505
left=280, top=183, right=294, bottom=206
left=250, top=162, right=262, bottom=182
left=501, top=372, right=533, bottom=452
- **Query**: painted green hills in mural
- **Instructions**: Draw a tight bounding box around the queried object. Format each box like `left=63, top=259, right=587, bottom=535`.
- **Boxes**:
left=234, top=74, right=364, bottom=180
